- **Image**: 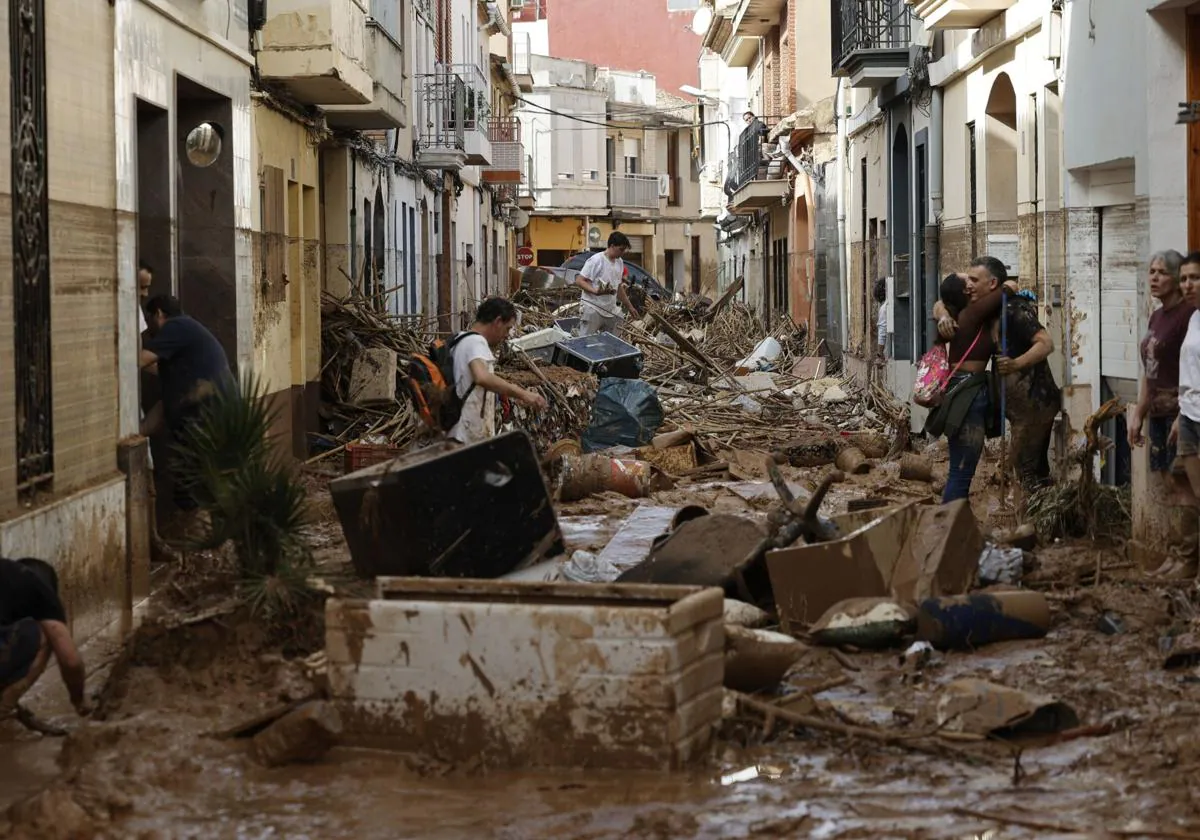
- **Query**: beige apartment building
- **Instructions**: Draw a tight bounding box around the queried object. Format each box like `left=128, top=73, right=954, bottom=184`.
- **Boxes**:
left=0, top=0, right=141, bottom=644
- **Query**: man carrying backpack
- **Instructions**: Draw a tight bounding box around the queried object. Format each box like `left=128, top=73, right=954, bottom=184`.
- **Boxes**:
left=449, top=297, right=548, bottom=445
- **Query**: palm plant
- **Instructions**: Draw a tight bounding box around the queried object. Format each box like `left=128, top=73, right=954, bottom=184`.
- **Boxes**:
left=172, top=375, right=313, bottom=583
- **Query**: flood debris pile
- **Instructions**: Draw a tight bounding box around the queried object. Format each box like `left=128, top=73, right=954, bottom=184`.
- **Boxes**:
left=1026, top=397, right=1132, bottom=542
left=318, top=290, right=430, bottom=452
left=315, top=292, right=598, bottom=461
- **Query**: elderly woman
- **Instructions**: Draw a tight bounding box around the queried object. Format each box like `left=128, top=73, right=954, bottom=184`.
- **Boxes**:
left=1128, top=250, right=1196, bottom=578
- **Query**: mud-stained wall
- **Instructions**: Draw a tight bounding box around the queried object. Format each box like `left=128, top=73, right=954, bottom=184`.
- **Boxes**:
left=253, top=104, right=322, bottom=458
left=0, top=479, right=127, bottom=645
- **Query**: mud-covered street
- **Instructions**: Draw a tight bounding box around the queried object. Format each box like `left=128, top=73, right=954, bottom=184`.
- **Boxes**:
left=4, top=448, right=1200, bottom=840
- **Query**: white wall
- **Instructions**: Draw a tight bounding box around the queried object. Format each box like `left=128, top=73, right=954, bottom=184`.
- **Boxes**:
left=1060, top=0, right=1190, bottom=416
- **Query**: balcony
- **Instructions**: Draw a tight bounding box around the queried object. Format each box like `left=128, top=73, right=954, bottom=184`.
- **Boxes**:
left=324, top=21, right=406, bottom=129
left=482, top=118, right=524, bottom=184
left=258, top=0, right=374, bottom=105
left=513, top=32, right=533, bottom=91
left=906, top=0, right=1016, bottom=29
left=831, top=0, right=913, bottom=90
left=416, top=64, right=492, bottom=171
left=517, top=154, right=536, bottom=209
left=725, top=121, right=788, bottom=214
left=608, top=173, right=662, bottom=214
left=719, top=0, right=788, bottom=68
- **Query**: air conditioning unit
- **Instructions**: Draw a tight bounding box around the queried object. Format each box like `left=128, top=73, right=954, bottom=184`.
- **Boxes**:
left=509, top=0, right=523, bottom=9
left=657, top=174, right=671, bottom=198
left=584, top=169, right=599, bottom=181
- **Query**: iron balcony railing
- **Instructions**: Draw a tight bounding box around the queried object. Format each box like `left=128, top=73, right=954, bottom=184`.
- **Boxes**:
left=831, top=0, right=912, bottom=72
left=417, top=63, right=491, bottom=152
left=484, top=117, right=524, bottom=175
left=609, top=173, right=661, bottom=211
left=726, top=119, right=776, bottom=195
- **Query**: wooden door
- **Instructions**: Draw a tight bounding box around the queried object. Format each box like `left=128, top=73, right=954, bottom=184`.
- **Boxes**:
left=1189, top=11, right=1200, bottom=249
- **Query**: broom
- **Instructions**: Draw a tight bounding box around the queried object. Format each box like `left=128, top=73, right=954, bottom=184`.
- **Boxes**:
left=994, top=291, right=1020, bottom=530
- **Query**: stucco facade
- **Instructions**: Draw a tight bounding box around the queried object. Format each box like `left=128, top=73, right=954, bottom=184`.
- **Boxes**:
left=0, top=0, right=136, bottom=643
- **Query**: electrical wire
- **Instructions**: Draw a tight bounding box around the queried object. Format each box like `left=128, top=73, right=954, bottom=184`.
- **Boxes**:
left=515, top=94, right=736, bottom=138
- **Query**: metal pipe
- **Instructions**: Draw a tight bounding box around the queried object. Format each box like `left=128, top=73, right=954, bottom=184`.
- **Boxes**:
left=929, top=87, right=944, bottom=219
left=835, top=78, right=849, bottom=346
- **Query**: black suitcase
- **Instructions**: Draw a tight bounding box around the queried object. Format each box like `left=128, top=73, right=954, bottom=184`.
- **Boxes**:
left=552, top=332, right=644, bottom=379
left=329, top=431, right=562, bottom=579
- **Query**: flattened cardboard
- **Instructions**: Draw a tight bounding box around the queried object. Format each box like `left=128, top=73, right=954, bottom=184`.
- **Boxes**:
left=936, top=679, right=1079, bottom=737
left=766, top=500, right=982, bottom=633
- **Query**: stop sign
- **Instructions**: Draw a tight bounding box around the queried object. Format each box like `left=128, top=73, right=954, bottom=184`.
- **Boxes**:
left=516, top=246, right=534, bottom=267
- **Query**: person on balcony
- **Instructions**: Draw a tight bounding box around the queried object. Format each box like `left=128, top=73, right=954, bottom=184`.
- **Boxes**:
left=575, top=232, right=640, bottom=336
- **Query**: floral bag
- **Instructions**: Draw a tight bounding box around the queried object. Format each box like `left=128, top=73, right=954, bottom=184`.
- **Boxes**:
left=912, top=330, right=981, bottom=409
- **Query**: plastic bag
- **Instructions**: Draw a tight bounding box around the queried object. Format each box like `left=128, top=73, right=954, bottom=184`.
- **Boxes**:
left=581, top=378, right=664, bottom=452
left=561, top=550, right=622, bottom=583
left=978, top=543, right=1024, bottom=585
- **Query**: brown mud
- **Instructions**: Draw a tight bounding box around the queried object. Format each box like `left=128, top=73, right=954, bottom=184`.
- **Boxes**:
left=4, top=463, right=1200, bottom=839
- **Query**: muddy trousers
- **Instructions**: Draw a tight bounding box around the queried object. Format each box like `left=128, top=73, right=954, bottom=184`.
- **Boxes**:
left=943, top=384, right=989, bottom=504
left=1010, top=411, right=1056, bottom=493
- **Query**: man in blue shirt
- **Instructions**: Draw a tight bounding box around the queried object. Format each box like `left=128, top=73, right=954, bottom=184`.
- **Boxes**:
left=140, top=296, right=233, bottom=512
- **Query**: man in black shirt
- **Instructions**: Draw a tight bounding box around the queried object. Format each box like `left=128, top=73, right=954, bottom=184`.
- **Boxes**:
left=0, top=558, right=89, bottom=718
left=140, top=296, right=233, bottom=511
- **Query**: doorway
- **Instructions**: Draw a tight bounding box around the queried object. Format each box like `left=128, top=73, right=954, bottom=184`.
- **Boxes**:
left=1189, top=12, right=1200, bottom=249
left=891, top=125, right=912, bottom=360
left=136, top=100, right=171, bottom=297
left=176, top=76, right=237, bottom=364
left=691, top=235, right=702, bottom=295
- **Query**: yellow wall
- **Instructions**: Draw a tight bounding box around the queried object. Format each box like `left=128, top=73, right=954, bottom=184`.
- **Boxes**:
left=252, top=102, right=321, bottom=455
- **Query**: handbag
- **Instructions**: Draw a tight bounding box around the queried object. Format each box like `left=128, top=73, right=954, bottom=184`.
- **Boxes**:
left=912, top=329, right=982, bottom=409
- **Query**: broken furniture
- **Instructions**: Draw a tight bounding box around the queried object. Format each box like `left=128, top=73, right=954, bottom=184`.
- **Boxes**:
left=330, top=431, right=562, bottom=579
left=326, top=578, right=724, bottom=770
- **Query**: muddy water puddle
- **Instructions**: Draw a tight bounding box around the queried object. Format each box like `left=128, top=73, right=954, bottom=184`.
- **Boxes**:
left=13, top=727, right=1179, bottom=839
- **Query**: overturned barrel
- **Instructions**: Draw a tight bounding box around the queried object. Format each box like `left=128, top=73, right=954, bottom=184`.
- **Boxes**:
left=916, top=590, right=1050, bottom=651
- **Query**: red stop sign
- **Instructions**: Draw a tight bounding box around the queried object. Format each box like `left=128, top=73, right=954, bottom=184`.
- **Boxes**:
left=516, top=246, right=534, bottom=267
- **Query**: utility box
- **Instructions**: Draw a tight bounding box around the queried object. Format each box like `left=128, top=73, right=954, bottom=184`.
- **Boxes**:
left=326, top=578, right=725, bottom=770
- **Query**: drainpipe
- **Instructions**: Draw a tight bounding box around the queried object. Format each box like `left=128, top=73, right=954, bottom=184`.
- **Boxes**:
left=929, top=87, right=944, bottom=219
left=835, top=78, right=849, bottom=347
left=927, top=86, right=944, bottom=340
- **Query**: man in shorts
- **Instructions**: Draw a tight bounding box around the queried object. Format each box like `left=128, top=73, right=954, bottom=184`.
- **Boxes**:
left=0, top=558, right=90, bottom=720
left=575, top=232, right=640, bottom=336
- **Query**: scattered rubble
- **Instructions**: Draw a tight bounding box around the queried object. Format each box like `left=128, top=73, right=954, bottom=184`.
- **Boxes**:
left=251, top=701, right=343, bottom=768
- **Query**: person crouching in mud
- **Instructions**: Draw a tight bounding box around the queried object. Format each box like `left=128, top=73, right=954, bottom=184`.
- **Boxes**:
left=926, top=263, right=1018, bottom=503
left=0, top=558, right=90, bottom=721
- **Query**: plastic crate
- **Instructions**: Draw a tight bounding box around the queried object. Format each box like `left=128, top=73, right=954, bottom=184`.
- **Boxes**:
left=343, top=443, right=401, bottom=474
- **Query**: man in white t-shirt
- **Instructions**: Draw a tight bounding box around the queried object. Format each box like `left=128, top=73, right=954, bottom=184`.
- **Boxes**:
left=575, top=232, right=641, bottom=336
left=449, top=297, right=548, bottom=445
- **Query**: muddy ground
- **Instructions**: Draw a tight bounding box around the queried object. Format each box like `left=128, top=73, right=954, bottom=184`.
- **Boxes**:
left=3, top=449, right=1200, bottom=839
